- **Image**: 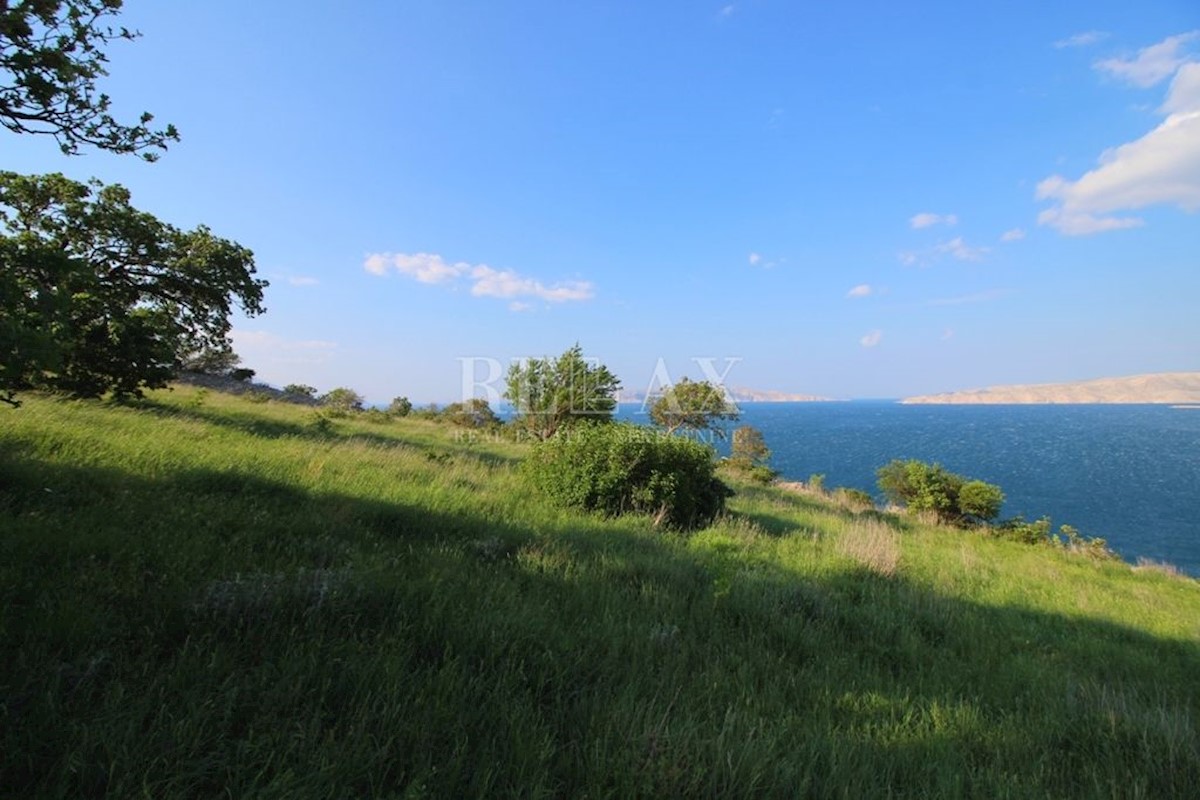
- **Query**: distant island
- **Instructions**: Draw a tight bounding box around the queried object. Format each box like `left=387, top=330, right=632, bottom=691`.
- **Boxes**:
left=902, top=371, right=1200, bottom=405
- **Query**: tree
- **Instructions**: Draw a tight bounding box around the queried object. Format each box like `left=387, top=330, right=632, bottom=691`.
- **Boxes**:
left=504, top=343, right=621, bottom=440
left=1, top=0, right=178, bottom=159
left=319, top=387, right=364, bottom=413
left=283, top=384, right=317, bottom=399
left=388, top=396, right=412, bottom=417
left=649, top=377, right=739, bottom=437
left=876, top=459, right=1004, bottom=525
left=726, top=424, right=776, bottom=483
left=731, top=425, right=770, bottom=466
left=957, top=480, right=1005, bottom=522
left=442, top=397, right=500, bottom=428
left=180, top=343, right=241, bottom=375
left=0, top=172, right=266, bottom=406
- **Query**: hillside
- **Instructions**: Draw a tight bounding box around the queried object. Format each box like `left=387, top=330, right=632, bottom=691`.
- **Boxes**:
left=2, top=387, right=1198, bottom=797
left=902, top=371, right=1200, bottom=404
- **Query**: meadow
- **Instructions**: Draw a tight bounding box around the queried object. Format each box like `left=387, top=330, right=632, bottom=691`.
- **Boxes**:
left=2, top=386, right=1198, bottom=798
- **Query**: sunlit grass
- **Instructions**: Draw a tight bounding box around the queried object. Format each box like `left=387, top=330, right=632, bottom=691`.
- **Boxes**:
left=2, top=384, right=1198, bottom=797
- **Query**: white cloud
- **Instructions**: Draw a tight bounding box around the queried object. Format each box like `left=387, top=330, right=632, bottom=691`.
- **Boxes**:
left=470, top=265, right=593, bottom=302
left=719, top=4, right=736, bottom=17
left=934, top=237, right=988, bottom=261
left=1054, top=31, right=1108, bottom=49
left=941, top=328, right=956, bottom=341
left=364, top=252, right=593, bottom=303
left=748, top=252, right=761, bottom=266
left=910, top=212, right=958, bottom=229
left=509, top=301, right=533, bottom=313
left=846, top=284, right=873, bottom=298
left=1037, top=59, right=1200, bottom=235
left=897, top=251, right=919, bottom=267
left=1000, top=228, right=1026, bottom=242
left=287, top=276, right=319, bottom=286
left=230, top=329, right=337, bottom=367
left=860, top=330, right=883, bottom=348
left=1095, top=31, right=1198, bottom=87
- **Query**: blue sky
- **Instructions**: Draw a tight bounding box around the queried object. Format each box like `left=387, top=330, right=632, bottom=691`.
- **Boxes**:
left=6, top=0, right=1199, bottom=403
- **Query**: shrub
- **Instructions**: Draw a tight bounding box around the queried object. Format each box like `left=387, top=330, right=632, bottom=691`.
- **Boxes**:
left=523, top=422, right=732, bottom=530
left=442, top=398, right=501, bottom=429
left=388, top=396, right=413, bottom=417
left=957, top=480, right=1006, bottom=522
left=230, top=368, right=255, bottom=382
left=876, top=459, right=1003, bottom=525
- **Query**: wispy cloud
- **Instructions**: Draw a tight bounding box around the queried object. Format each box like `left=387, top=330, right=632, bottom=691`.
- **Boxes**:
left=897, top=251, right=920, bottom=267
left=364, top=252, right=594, bottom=304
left=941, top=328, right=956, bottom=341
left=1095, top=31, right=1198, bottom=87
left=846, top=284, right=874, bottom=298
left=934, top=237, right=988, bottom=261
left=719, top=4, right=736, bottom=18
left=928, top=288, right=1012, bottom=306
left=1000, top=228, right=1026, bottom=242
left=1054, top=30, right=1109, bottom=49
left=287, top=276, right=320, bottom=287
left=860, top=330, right=883, bottom=348
left=508, top=301, right=533, bottom=313
left=1039, top=40, right=1200, bottom=235
left=910, top=212, right=958, bottom=229
left=747, top=252, right=761, bottom=266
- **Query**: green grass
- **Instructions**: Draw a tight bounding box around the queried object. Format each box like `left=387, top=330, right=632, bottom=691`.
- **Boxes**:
left=2, top=386, right=1198, bottom=798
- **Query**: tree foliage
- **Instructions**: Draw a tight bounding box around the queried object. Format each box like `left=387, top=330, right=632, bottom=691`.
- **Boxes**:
left=876, top=459, right=1005, bottom=525
left=730, top=425, right=771, bottom=466
left=388, top=396, right=412, bottom=417
left=180, top=343, right=240, bottom=375
left=504, top=343, right=621, bottom=440
left=725, top=424, right=776, bottom=483
left=0, top=171, right=266, bottom=405
left=649, top=377, right=739, bottom=437
left=319, top=387, right=364, bottom=413
left=523, top=422, right=732, bottom=530
left=442, top=397, right=500, bottom=428
left=1, top=0, right=178, bottom=159
left=283, top=384, right=317, bottom=399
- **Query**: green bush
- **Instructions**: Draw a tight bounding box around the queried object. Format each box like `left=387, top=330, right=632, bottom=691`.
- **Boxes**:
left=876, top=459, right=1004, bottom=524
left=523, top=422, right=731, bottom=530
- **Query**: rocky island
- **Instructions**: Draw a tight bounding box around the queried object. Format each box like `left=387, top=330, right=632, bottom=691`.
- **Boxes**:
left=902, top=372, right=1200, bottom=405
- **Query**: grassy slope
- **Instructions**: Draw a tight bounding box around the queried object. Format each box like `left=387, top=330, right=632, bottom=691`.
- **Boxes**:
left=2, top=386, right=1198, bottom=798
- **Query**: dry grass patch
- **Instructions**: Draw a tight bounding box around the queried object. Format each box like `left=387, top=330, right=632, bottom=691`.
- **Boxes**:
left=837, top=519, right=902, bottom=577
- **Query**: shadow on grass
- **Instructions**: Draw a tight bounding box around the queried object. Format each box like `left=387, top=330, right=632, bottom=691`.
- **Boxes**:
left=2, top=447, right=1199, bottom=797
left=130, top=397, right=522, bottom=467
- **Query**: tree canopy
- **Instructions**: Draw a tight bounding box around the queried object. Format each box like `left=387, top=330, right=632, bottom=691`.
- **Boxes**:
left=876, top=459, right=1005, bottom=525
left=0, top=171, right=265, bottom=405
left=505, top=343, right=621, bottom=440
left=649, top=377, right=739, bottom=437
left=1, top=0, right=178, bottom=159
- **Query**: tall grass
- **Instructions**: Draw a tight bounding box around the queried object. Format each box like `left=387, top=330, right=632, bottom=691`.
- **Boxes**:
left=1, top=385, right=1198, bottom=797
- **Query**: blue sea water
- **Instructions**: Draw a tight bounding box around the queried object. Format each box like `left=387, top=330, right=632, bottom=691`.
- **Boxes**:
left=619, top=402, right=1200, bottom=575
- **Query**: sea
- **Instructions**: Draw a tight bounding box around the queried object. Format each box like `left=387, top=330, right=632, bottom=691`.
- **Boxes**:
left=617, top=402, right=1200, bottom=576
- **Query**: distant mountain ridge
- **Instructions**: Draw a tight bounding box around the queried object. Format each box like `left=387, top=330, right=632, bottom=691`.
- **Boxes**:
left=901, top=372, right=1200, bottom=405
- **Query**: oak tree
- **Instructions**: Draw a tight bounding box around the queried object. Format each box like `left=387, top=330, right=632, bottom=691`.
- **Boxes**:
left=0, top=171, right=266, bottom=405
left=1, top=0, right=178, bottom=159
